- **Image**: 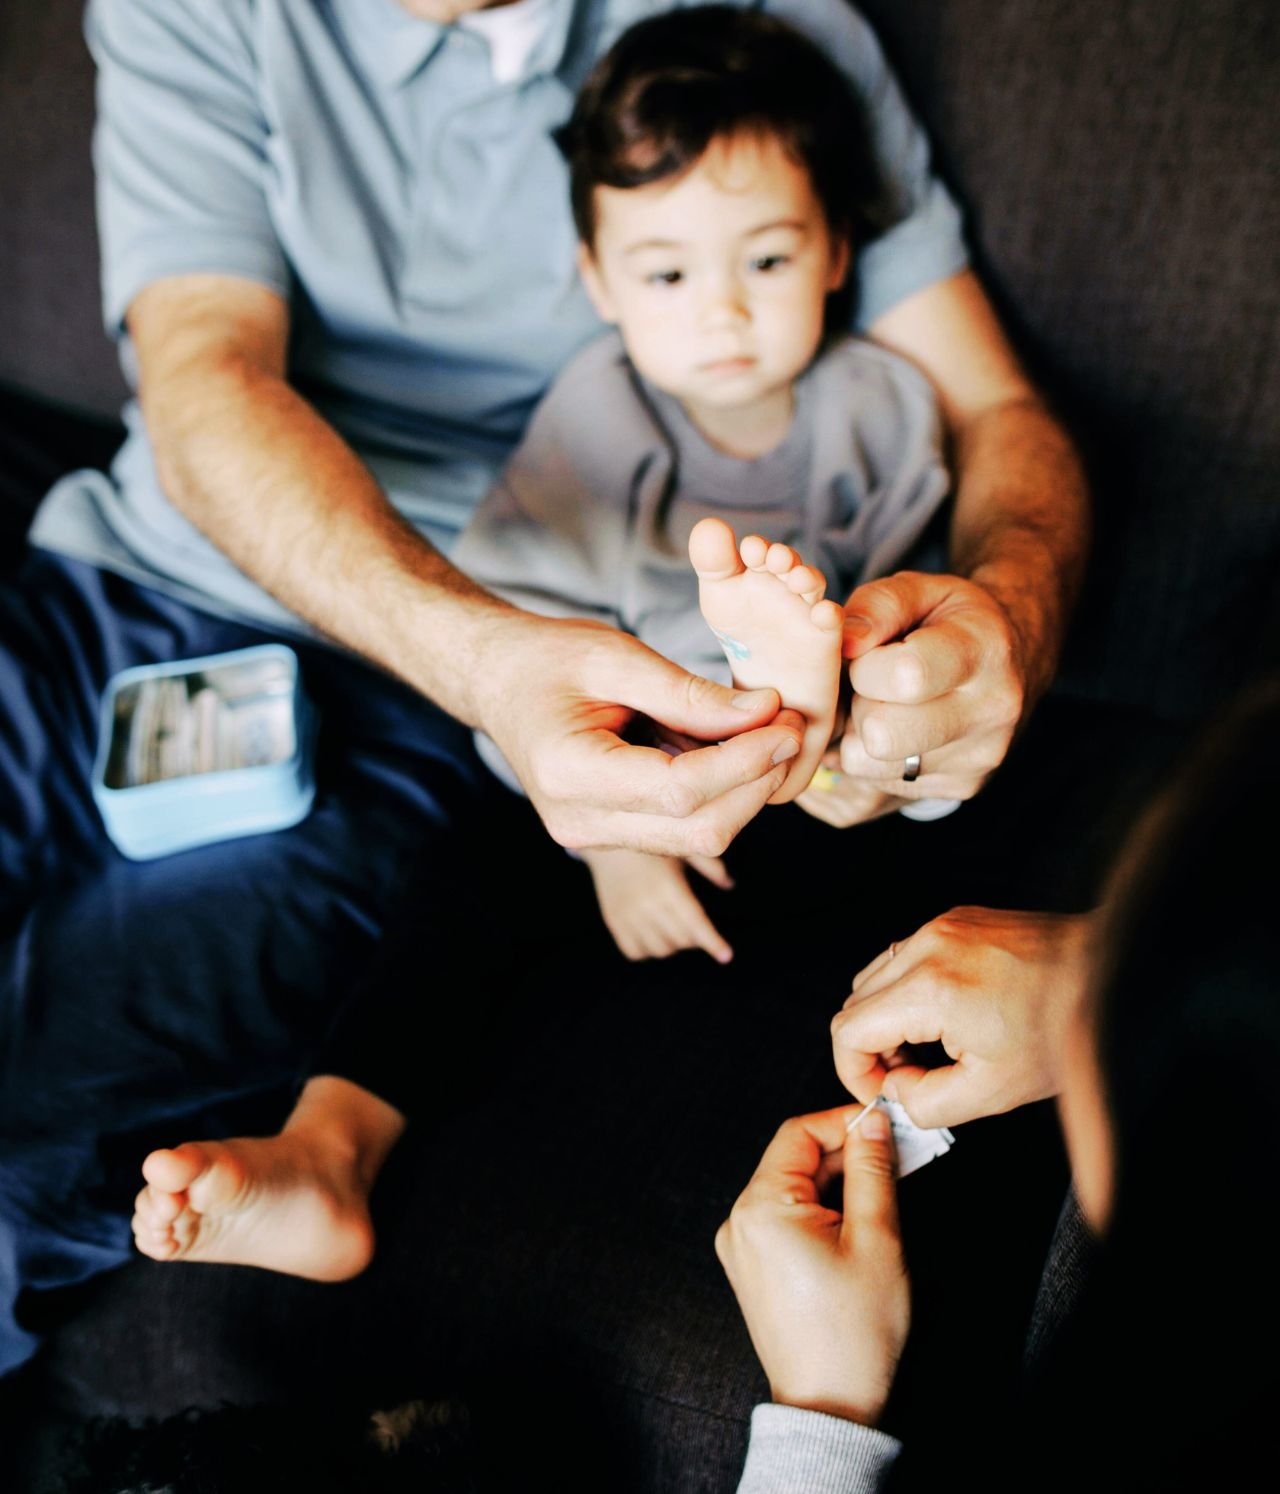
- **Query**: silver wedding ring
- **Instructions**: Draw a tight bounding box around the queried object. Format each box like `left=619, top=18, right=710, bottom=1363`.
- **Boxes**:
left=902, top=753, right=922, bottom=783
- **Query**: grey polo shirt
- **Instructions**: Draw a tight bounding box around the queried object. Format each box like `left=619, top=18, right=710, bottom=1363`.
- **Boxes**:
left=32, top=0, right=968, bottom=631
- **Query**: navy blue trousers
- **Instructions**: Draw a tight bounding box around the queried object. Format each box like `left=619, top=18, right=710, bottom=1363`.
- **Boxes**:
left=0, top=548, right=489, bottom=1376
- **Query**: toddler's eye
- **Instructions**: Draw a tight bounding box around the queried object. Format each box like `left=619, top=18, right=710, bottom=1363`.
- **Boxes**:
left=647, top=269, right=684, bottom=287
left=750, top=254, right=790, bottom=273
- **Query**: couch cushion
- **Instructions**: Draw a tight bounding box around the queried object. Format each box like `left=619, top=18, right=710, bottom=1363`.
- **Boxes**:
left=0, top=0, right=127, bottom=418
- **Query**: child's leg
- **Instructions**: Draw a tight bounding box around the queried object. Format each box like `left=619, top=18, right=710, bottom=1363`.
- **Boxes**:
left=581, top=847, right=734, bottom=964
left=133, top=1076, right=403, bottom=1278
left=689, top=517, right=843, bottom=802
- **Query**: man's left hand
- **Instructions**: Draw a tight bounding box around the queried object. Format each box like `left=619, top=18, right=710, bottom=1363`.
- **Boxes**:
left=835, top=570, right=1026, bottom=808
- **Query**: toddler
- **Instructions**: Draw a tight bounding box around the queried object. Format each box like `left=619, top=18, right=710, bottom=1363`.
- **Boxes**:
left=454, top=4, right=950, bottom=962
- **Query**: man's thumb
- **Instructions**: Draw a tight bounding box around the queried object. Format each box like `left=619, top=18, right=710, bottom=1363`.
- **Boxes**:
left=841, top=1105, right=901, bottom=1242
left=616, top=653, right=782, bottom=739
left=842, top=572, right=950, bottom=660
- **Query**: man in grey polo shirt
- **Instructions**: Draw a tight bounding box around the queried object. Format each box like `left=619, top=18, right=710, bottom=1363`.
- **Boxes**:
left=43, top=0, right=1086, bottom=829
left=0, top=0, right=1087, bottom=1371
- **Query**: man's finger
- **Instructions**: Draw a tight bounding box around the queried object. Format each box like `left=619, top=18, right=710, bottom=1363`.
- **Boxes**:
left=669, top=758, right=794, bottom=858
left=554, top=761, right=788, bottom=856
left=837, top=730, right=961, bottom=793
left=595, top=647, right=783, bottom=741
left=882, top=1063, right=983, bottom=1130
left=844, top=694, right=964, bottom=764
left=841, top=572, right=955, bottom=659
left=661, top=708, right=805, bottom=809
left=847, top=625, right=977, bottom=705
left=551, top=714, right=801, bottom=830
left=840, top=1107, right=900, bottom=1244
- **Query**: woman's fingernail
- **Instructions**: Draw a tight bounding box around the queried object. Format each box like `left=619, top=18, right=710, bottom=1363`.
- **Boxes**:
left=771, top=737, right=801, bottom=765
left=881, top=1076, right=900, bottom=1102
left=863, top=1109, right=890, bottom=1140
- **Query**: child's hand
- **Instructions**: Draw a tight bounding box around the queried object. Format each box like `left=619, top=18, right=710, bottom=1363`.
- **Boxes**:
left=795, top=751, right=902, bottom=827
left=580, top=847, right=734, bottom=964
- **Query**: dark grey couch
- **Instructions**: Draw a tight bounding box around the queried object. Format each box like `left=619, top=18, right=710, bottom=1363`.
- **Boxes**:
left=2, top=2, right=1277, bottom=1490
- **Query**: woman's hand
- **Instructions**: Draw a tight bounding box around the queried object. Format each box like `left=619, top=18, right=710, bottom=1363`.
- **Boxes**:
left=715, top=1105, right=910, bottom=1427
left=831, top=907, right=1094, bottom=1127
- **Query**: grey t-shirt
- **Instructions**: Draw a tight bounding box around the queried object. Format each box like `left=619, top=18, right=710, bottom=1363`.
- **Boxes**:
left=453, top=329, right=950, bottom=685
left=30, top=0, right=967, bottom=632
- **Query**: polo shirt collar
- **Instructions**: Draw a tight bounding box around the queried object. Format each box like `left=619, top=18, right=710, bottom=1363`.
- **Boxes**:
left=332, top=0, right=579, bottom=90
left=332, top=0, right=447, bottom=89
left=517, top=0, right=578, bottom=84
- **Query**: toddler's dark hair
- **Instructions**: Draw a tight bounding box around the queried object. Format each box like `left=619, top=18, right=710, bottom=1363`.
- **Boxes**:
left=562, top=4, right=890, bottom=252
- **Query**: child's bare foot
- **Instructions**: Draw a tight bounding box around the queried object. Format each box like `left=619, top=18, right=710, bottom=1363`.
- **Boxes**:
left=131, top=1077, right=403, bottom=1281
left=690, top=517, right=842, bottom=801
left=582, top=846, right=734, bottom=963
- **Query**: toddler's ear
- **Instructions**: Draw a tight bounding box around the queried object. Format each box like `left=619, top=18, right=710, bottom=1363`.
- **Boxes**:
left=577, top=244, right=618, bottom=323
left=826, top=234, right=851, bottom=294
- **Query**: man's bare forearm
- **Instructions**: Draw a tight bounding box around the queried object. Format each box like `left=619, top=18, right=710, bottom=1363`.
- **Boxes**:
left=125, top=276, right=801, bottom=856
left=948, top=394, right=1090, bottom=708
left=136, top=300, right=515, bottom=728
left=868, top=271, right=1091, bottom=711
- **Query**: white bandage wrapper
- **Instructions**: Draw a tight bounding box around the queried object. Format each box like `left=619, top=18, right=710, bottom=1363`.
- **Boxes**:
left=848, top=1097, right=955, bottom=1178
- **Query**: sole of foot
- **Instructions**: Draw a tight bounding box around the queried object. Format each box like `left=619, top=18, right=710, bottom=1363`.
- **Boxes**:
left=132, top=1134, right=376, bottom=1282
left=690, top=516, right=843, bottom=803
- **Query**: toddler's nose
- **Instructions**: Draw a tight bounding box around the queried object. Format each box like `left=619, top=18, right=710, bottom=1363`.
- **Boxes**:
left=699, top=276, right=750, bottom=329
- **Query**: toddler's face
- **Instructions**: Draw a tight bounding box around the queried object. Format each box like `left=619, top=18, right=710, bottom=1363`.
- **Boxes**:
left=579, top=133, right=848, bottom=433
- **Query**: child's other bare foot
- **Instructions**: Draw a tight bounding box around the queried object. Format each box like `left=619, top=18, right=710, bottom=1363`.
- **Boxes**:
left=690, top=517, right=842, bottom=801
left=131, top=1077, right=403, bottom=1281
left=582, top=847, right=734, bottom=963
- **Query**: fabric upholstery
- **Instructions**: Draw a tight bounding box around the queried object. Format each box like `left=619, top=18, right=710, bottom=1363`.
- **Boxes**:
left=0, top=1, right=1276, bottom=1488
left=0, top=2, right=126, bottom=416
left=858, top=0, right=1280, bottom=715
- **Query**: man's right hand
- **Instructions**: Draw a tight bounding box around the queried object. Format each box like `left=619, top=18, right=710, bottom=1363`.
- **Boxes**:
left=830, top=907, right=1095, bottom=1128
left=476, top=614, right=805, bottom=857
left=128, top=280, right=800, bottom=863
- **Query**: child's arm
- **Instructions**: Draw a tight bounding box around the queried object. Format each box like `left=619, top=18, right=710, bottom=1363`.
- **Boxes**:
left=581, top=848, right=735, bottom=965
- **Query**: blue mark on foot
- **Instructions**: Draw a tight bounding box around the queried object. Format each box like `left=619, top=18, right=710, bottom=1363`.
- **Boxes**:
left=711, top=628, right=751, bottom=660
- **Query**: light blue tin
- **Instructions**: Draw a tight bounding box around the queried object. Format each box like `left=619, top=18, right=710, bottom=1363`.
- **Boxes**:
left=91, top=644, right=317, bottom=860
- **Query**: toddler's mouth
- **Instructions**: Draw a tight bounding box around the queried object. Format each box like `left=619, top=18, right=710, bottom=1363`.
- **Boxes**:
left=699, top=355, right=757, bottom=375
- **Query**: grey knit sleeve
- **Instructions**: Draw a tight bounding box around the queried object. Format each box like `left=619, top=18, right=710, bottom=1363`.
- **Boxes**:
left=736, top=1405, right=902, bottom=1494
